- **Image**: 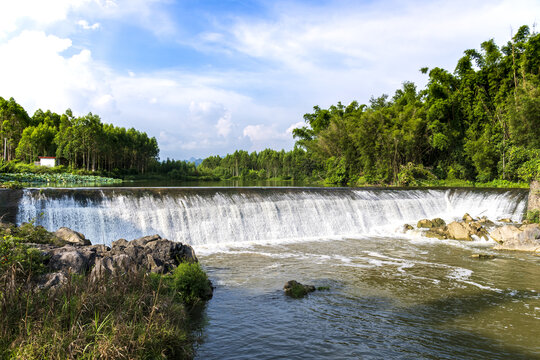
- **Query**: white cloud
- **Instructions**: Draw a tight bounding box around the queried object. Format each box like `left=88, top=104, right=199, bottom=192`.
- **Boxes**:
left=216, top=112, right=232, bottom=137
left=0, top=30, right=114, bottom=114
left=0, top=0, right=90, bottom=37
left=286, top=122, right=305, bottom=134
left=77, top=19, right=100, bottom=30
left=242, top=123, right=294, bottom=151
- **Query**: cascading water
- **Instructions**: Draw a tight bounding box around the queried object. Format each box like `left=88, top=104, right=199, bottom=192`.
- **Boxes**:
left=15, top=187, right=527, bottom=248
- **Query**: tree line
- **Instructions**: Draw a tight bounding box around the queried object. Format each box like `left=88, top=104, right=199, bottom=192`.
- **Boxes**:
left=0, top=100, right=158, bottom=173
left=200, top=25, right=540, bottom=185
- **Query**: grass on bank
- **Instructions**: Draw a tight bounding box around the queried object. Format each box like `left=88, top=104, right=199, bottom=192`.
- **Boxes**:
left=0, top=223, right=211, bottom=360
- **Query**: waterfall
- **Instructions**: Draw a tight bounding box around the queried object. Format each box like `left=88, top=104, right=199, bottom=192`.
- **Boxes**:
left=15, top=188, right=528, bottom=247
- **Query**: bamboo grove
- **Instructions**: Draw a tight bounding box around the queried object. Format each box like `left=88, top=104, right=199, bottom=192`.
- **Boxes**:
left=201, top=25, right=540, bottom=185
left=0, top=101, right=158, bottom=173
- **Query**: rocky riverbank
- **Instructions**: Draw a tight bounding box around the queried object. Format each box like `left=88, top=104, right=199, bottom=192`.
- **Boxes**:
left=0, top=222, right=212, bottom=359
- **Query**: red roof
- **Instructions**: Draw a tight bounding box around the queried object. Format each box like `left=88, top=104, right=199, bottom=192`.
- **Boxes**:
left=39, top=157, right=56, bottom=159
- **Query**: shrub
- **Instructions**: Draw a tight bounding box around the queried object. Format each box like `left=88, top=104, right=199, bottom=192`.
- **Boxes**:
left=526, top=210, right=540, bottom=224
left=171, top=262, right=212, bottom=305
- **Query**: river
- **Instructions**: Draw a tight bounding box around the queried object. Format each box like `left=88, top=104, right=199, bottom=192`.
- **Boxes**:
left=5, top=187, right=540, bottom=359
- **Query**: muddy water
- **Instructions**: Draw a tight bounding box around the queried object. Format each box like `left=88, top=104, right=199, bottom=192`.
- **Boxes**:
left=196, top=236, right=539, bottom=359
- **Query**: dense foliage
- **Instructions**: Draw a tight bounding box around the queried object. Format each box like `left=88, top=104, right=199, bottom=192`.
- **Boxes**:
left=0, top=102, right=158, bottom=174
left=198, top=147, right=321, bottom=181
left=200, top=26, right=540, bottom=186
left=291, top=25, right=540, bottom=185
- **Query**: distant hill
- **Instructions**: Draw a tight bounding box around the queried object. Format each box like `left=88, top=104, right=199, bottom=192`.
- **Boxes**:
left=188, top=157, right=203, bottom=166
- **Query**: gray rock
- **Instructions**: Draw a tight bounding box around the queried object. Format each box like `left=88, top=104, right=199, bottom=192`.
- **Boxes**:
left=28, top=232, right=201, bottom=287
left=111, top=238, right=129, bottom=249
left=37, top=272, right=67, bottom=290
left=131, top=234, right=161, bottom=247
left=47, top=246, right=95, bottom=274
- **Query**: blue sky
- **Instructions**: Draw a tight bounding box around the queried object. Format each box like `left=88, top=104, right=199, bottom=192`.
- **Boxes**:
left=0, top=0, right=539, bottom=160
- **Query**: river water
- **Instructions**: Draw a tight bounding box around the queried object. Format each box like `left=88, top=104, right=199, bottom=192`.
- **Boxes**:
left=9, top=187, right=540, bottom=359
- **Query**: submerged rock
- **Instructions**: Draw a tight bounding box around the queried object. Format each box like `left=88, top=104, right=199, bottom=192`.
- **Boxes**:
left=470, top=254, right=496, bottom=260
left=284, top=280, right=316, bottom=298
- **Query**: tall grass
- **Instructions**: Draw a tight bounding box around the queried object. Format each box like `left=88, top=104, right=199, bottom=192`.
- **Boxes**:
left=0, top=223, right=211, bottom=359
left=0, top=268, right=198, bottom=359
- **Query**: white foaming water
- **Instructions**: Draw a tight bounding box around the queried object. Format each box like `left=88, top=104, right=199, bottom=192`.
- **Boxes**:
left=16, top=187, right=527, bottom=248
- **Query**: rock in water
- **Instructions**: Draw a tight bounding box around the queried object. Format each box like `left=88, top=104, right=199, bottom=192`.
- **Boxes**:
left=471, top=254, right=496, bottom=260
left=446, top=221, right=488, bottom=241
left=431, top=218, right=446, bottom=228
left=284, top=280, right=316, bottom=298
left=490, top=224, right=540, bottom=252
left=403, top=224, right=414, bottom=232
left=417, top=219, right=434, bottom=228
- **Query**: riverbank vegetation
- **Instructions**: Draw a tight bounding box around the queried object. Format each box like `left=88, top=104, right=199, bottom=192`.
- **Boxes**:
left=0, top=222, right=210, bottom=359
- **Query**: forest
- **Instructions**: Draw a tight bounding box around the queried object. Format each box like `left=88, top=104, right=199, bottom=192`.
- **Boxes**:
left=1, top=26, right=539, bottom=186
left=0, top=100, right=158, bottom=174
left=200, top=25, right=540, bottom=186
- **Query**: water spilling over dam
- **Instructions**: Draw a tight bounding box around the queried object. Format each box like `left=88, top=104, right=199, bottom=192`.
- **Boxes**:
left=14, top=187, right=528, bottom=247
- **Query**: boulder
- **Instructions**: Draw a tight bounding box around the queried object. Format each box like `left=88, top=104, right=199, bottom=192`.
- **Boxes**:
left=497, top=218, right=513, bottom=223
left=111, top=238, right=129, bottom=249
left=47, top=246, right=96, bottom=274
left=424, top=226, right=448, bottom=240
left=490, top=224, right=540, bottom=252
left=29, top=234, right=200, bottom=282
left=417, top=219, right=434, bottom=228
left=417, top=218, right=446, bottom=229
left=446, top=221, right=488, bottom=241
left=284, top=280, right=316, bottom=298
left=431, top=218, right=446, bottom=228
left=55, top=227, right=91, bottom=246
left=462, top=213, right=475, bottom=223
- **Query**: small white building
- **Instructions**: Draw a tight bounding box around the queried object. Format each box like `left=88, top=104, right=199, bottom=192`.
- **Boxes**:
left=39, top=157, right=56, bottom=167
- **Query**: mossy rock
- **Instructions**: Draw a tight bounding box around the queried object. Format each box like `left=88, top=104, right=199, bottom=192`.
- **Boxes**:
left=283, top=280, right=315, bottom=298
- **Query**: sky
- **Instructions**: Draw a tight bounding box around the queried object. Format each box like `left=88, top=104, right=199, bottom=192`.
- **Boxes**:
left=0, top=0, right=538, bottom=160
